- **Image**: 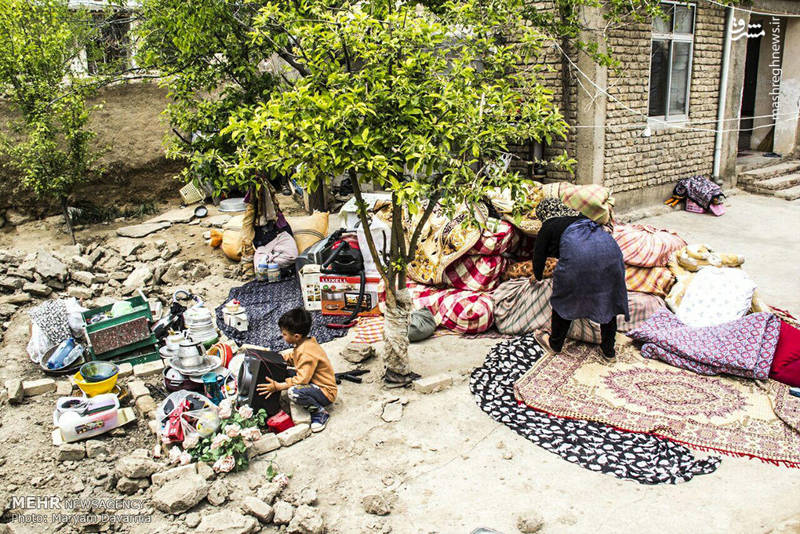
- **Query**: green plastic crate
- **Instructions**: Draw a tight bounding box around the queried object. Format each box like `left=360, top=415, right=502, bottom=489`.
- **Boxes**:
left=82, top=295, right=154, bottom=359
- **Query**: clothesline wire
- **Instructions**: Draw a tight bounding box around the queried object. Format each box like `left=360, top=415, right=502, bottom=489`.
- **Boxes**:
left=549, top=40, right=800, bottom=135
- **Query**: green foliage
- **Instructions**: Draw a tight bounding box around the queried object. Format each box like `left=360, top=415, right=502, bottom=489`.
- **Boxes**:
left=189, top=406, right=269, bottom=473
left=136, top=0, right=283, bottom=192
left=0, top=0, right=103, bottom=217
left=224, top=0, right=570, bottom=289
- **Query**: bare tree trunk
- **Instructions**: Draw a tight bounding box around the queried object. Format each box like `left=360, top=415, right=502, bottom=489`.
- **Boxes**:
left=382, top=285, right=412, bottom=375
left=61, top=196, right=76, bottom=245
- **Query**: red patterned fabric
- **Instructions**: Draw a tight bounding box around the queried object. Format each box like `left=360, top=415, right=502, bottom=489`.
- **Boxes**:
left=770, top=321, right=800, bottom=387
left=444, top=255, right=507, bottom=292
left=352, top=316, right=384, bottom=344
left=410, top=284, right=494, bottom=334
left=613, top=224, right=687, bottom=268
left=467, top=220, right=516, bottom=255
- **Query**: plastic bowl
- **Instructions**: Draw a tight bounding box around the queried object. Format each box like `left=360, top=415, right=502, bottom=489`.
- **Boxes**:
left=79, top=361, right=119, bottom=383
left=73, top=371, right=118, bottom=397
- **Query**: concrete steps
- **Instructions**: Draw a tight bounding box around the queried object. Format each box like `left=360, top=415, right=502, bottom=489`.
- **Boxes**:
left=738, top=160, right=800, bottom=200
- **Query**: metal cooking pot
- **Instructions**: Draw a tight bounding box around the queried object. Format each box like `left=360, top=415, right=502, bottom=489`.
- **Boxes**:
left=176, top=340, right=205, bottom=368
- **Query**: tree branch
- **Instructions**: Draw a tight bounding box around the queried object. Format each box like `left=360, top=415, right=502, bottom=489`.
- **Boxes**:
left=406, top=188, right=441, bottom=267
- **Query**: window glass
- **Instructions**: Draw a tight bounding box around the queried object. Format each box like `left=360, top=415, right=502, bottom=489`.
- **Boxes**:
left=654, top=3, right=673, bottom=33
left=649, top=40, right=669, bottom=116
left=674, top=5, right=694, bottom=34
left=669, top=41, right=691, bottom=115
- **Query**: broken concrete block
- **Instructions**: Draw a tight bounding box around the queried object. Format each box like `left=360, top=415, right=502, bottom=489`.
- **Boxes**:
left=116, top=476, right=150, bottom=495
left=85, top=440, right=108, bottom=459
left=290, top=403, right=312, bottom=425
left=288, top=504, right=325, bottom=534
left=22, top=378, right=56, bottom=396
left=413, top=373, right=453, bottom=394
left=71, top=270, right=95, bottom=286
left=135, top=395, right=157, bottom=416
left=58, top=443, right=86, bottom=462
left=242, top=496, right=274, bottom=523
left=127, top=380, right=150, bottom=400
left=55, top=381, right=73, bottom=396
left=196, top=511, right=258, bottom=533
left=23, top=282, right=52, bottom=297
left=272, top=500, right=295, bottom=525
left=35, top=251, right=68, bottom=282
left=151, top=464, right=197, bottom=487
left=381, top=401, right=403, bottom=423
left=277, top=424, right=311, bottom=447
left=71, top=255, right=94, bottom=271
left=5, top=379, right=23, bottom=403
left=67, top=286, right=93, bottom=300
left=123, top=266, right=153, bottom=288
left=133, top=360, right=164, bottom=378
left=118, top=362, right=133, bottom=378
left=149, top=207, right=196, bottom=225
left=116, top=221, right=171, bottom=239
left=152, top=475, right=209, bottom=514
left=248, top=434, right=281, bottom=458
left=340, top=342, right=376, bottom=363
left=116, top=454, right=161, bottom=479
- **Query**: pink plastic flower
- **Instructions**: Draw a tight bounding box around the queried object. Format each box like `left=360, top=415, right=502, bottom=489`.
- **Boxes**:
left=224, top=424, right=241, bottom=438
left=217, top=399, right=233, bottom=420
left=241, top=427, right=262, bottom=442
left=179, top=452, right=193, bottom=466
left=168, top=446, right=182, bottom=464
left=273, top=472, right=290, bottom=488
left=210, top=433, right=231, bottom=451
left=182, top=433, right=199, bottom=450
left=237, top=405, right=253, bottom=419
left=213, top=455, right=235, bottom=473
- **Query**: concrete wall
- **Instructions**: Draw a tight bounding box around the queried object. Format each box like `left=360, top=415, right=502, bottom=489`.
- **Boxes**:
left=751, top=16, right=785, bottom=150
left=602, top=3, right=726, bottom=211
left=774, top=17, right=800, bottom=154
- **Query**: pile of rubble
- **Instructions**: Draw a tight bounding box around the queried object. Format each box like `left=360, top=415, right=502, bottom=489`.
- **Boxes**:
left=106, top=448, right=326, bottom=534
left=0, top=237, right=221, bottom=336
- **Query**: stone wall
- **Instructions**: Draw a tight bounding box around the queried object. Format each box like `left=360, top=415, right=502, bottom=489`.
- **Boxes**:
left=603, top=3, right=726, bottom=209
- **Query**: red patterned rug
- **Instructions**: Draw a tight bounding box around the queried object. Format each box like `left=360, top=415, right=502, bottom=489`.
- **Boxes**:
left=514, top=341, right=800, bottom=467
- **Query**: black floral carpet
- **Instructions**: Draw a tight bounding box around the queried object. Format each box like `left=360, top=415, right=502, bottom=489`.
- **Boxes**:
left=470, top=335, right=721, bottom=484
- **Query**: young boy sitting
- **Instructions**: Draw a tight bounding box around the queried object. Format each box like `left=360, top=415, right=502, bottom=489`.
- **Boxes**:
left=256, top=308, right=337, bottom=432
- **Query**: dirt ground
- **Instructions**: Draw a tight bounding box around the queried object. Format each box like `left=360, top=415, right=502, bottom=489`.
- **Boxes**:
left=1, top=192, right=799, bottom=534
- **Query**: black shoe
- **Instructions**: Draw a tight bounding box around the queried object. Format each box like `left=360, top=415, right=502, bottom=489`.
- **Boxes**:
left=383, top=370, right=421, bottom=389
left=602, top=351, right=616, bottom=360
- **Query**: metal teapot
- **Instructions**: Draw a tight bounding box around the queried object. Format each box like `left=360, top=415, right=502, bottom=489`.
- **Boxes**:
left=176, top=340, right=205, bottom=368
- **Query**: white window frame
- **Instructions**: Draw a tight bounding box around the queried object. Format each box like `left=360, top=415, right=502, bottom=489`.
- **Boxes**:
left=648, top=1, right=696, bottom=124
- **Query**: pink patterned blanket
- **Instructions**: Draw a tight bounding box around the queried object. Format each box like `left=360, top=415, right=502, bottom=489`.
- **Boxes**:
left=628, top=309, right=780, bottom=380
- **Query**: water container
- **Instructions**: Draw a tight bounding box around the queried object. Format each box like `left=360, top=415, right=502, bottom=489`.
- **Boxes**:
left=267, top=263, right=281, bottom=283
left=255, top=261, right=269, bottom=281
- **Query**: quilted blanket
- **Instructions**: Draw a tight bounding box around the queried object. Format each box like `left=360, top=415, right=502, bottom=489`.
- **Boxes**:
left=628, top=309, right=780, bottom=380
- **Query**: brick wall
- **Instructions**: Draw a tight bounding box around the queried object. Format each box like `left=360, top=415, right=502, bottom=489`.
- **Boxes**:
left=508, top=2, right=578, bottom=183
left=603, top=3, right=725, bottom=195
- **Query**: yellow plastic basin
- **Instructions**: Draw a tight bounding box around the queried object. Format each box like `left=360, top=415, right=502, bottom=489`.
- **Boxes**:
left=73, top=370, right=118, bottom=397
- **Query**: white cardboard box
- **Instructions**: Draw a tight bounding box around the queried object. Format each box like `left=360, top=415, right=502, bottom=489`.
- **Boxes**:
left=299, top=264, right=322, bottom=311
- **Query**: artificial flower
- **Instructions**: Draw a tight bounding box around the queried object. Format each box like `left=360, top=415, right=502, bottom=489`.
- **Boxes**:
left=237, top=405, right=253, bottom=419
left=213, top=455, right=235, bottom=473
left=179, top=452, right=193, bottom=466
left=217, top=398, right=233, bottom=419
left=241, top=427, right=262, bottom=442
left=224, top=423, right=241, bottom=438
left=210, top=433, right=231, bottom=451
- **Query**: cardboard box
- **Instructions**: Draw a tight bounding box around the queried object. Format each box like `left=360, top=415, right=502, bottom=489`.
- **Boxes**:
left=320, top=274, right=382, bottom=317
left=299, top=265, right=322, bottom=311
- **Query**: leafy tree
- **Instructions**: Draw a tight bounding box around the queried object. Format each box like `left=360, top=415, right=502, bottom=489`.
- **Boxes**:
left=0, top=0, right=104, bottom=243
left=135, top=0, right=287, bottom=192
left=224, top=0, right=571, bottom=380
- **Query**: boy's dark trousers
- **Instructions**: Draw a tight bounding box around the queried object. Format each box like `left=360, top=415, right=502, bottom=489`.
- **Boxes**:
left=287, top=384, right=332, bottom=413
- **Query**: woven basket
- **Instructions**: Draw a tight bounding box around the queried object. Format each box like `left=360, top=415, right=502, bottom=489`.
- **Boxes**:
left=180, top=182, right=205, bottom=205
